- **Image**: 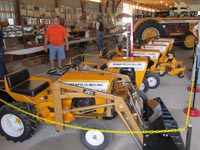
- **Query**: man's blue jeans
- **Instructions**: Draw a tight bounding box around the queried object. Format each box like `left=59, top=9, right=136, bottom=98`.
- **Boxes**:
left=97, top=31, right=104, bottom=50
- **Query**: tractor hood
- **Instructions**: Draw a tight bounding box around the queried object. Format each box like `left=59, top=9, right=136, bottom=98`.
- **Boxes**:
left=58, top=71, right=116, bottom=92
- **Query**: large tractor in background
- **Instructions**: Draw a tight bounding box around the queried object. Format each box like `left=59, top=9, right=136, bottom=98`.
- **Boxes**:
left=133, top=17, right=200, bottom=49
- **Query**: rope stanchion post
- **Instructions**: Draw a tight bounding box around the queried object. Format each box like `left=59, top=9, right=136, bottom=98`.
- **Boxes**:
left=186, top=124, right=192, bottom=150
left=185, top=44, right=200, bottom=117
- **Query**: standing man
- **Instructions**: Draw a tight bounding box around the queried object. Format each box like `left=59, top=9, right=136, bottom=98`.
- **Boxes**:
left=44, top=17, right=69, bottom=70
left=0, top=28, right=7, bottom=83
left=192, top=22, right=200, bottom=84
left=96, top=15, right=105, bottom=51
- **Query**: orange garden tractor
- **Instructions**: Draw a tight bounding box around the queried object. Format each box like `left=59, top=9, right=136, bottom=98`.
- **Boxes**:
left=0, top=57, right=185, bottom=150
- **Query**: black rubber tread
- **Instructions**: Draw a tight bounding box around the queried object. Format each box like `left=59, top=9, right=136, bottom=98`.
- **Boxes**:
left=80, top=120, right=111, bottom=150
left=0, top=102, right=39, bottom=142
left=134, top=20, right=165, bottom=42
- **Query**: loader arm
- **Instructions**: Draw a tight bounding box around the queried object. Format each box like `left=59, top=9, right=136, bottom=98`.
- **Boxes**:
left=52, top=80, right=145, bottom=148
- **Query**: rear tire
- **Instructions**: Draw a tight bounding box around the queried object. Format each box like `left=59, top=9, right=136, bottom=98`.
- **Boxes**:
left=134, top=20, right=165, bottom=42
left=145, top=73, right=160, bottom=89
left=80, top=120, right=111, bottom=150
left=0, top=102, right=38, bottom=142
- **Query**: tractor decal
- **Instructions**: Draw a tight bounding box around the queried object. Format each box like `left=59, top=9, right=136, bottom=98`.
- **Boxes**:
left=142, top=45, right=167, bottom=52
left=64, top=82, right=109, bottom=92
left=148, top=41, right=170, bottom=47
left=108, top=62, right=146, bottom=71
left=133, top=52, right=160, bottom=59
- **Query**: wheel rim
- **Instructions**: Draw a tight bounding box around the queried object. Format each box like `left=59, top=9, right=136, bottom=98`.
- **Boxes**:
left=142, top=27, right=160, bottom=40
left=85, top=130, right=104, bottom=146
left=147, top=77, right=157, bottom=87
left=1, top=114, right=24, bottom=137
left=184, top=35, right=195, bottom=49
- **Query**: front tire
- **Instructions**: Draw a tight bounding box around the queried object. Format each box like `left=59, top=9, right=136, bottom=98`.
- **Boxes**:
left=80, top=120, right=111, bottom=150
left=0, top=102, right=38, bottom=142
left=139, top=78, right=149, bottom=93
left=145, top=73, right=160, bottom=89
left=180, top=32, right=196, bottom=50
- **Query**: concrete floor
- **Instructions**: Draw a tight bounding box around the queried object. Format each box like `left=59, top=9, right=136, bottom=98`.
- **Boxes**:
left=1, top=45, right=200, bottom=150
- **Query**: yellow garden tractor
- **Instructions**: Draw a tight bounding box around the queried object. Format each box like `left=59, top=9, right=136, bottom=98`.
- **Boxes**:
left=98, top=48, right=162, bottom=92
left=116, top=44, right=166, bottom=76
left=140, top=43, right=185, bottom=78
left=71, top=54, right=150, bottom=92
left=0, top=58, right=185, bottom=150
left=116, top=36, right=185, bottom=78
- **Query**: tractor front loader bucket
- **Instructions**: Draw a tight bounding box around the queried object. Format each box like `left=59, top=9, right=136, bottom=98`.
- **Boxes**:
left=144, top=97, right=185, bottom=150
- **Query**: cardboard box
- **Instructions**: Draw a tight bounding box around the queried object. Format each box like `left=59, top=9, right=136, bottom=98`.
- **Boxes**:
left=22, top=55, right=42, bottom=66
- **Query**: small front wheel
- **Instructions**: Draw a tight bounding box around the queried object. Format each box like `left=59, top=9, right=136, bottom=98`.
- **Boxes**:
left=139, top=78, right=149, bottom=93
left=80, top=120, right=111, bottom=150
left=145, top=73, right=160, bottom=89
left=177, top=71, right=184, bottom=78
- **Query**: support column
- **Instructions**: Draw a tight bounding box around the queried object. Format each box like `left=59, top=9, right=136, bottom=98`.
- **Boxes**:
left=16, top=0, right=22, bottom=25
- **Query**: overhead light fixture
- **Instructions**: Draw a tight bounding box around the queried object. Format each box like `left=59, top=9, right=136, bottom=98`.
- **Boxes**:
left=165, top=3, right=168, bottom=6
left=160, top=1, right=163, bottom=4
left=88, top=0, right=101, bottom=3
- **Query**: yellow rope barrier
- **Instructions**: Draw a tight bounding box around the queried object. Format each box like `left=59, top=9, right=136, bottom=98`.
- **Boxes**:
left=0, top=97, right=188, bottom=134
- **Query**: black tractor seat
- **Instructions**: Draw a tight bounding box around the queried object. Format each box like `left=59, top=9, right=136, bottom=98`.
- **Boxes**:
left=100, top=48, right=116, bottom=60
left=71, top=55, right=98, bottom=69
left=6, top=68, right=49, bottom=97
left=0, top=82, right=5, bottom=89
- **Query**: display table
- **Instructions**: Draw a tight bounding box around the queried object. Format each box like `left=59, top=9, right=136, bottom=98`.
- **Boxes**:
left=5, top=33, right=123, bottom=56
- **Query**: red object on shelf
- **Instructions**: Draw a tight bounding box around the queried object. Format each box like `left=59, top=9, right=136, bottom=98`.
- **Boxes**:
left=189, top=56, right=193, bottom=59
left=187, top=86, right=200, bottom=92
left=187, top=69, right=192, bottom=72
left=183, top=107, right=200, bottom=117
